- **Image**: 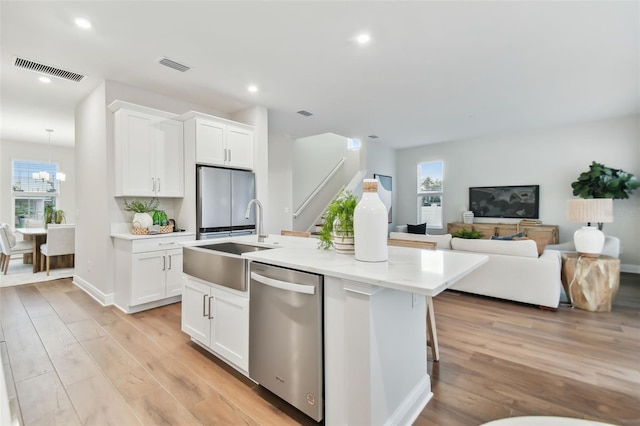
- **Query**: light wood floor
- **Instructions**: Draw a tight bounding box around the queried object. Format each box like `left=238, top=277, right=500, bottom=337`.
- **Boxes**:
left=1, top=275, right=638, bottom=425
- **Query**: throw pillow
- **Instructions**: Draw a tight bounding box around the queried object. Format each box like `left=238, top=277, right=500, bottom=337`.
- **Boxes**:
left=513, top=236, right=547, bottom=256
left=490, top=232, right=524, bottom=241
left=407, top=223, right=427, bottom=234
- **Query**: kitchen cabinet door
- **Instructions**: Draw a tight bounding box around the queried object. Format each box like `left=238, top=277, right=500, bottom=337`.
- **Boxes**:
left=165, top=248, right=183, bottom=298
left=117, top=109, right=156, bottom=196
left=181, top=277, right=211, bottom=345
left=131, top=251, right=166, bottom=305
left=210, top=287, right=249, bottom=372
left=195, top=119, right=226, bottom=166
left=155, top=118, right=184, bottom=197
left=226, top=125, right=254, bottom=170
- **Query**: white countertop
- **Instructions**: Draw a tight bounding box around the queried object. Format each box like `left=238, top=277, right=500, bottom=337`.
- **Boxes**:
left=183, top=234, right=488, bottom=297
left=111, top=230, right=196, bottom=240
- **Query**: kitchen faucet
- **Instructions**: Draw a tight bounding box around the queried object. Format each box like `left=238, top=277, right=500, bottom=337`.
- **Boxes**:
left=245, top=199, right=267, bottom=242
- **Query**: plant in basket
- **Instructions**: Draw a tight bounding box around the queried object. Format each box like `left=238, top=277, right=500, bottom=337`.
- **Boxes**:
left=123, top=198, right=159, bottom=230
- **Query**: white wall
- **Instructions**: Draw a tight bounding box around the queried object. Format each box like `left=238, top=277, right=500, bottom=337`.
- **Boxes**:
left=74, top=82, right=110, bottom=300
left=266, top=132, right=294, bottom=233
left=0, top=139, right=76, bottom=227
left=395, top=115, right=640, bottom=270
left=365, top=141, right=397, bottom=233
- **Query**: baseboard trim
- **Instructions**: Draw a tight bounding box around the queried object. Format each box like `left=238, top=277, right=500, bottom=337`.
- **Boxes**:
left=72, top=275, right=114, bottom=306
left=385, top=374, right=432, bottom=426
left=621, top=264, right=640, bottom=274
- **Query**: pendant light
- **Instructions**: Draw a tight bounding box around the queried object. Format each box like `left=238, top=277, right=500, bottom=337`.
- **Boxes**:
left=32, top=129, right=65, bottom=183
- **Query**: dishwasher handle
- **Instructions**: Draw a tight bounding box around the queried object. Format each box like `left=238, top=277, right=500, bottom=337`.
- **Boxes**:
left=250, top=272, right=316, bottom=295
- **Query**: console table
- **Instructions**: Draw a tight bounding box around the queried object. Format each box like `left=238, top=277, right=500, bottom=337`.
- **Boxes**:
left=447, top=222, right=559, bottom=244
left=561, top=253, right=620, bottom=312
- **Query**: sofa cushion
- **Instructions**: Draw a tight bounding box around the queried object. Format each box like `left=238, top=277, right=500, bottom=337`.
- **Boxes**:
left=389, top=232, right=452, bottom=249
left=407, top=223, right=427, bottom=234
left=513, top=236, right=548, bottom=256
left=451, top=237, right=539, bottom=258
left=490, top=232, right=523, bottom=240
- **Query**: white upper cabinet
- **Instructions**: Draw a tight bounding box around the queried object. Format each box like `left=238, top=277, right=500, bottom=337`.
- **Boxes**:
left=185, top=114, right=254, bottom=170
left=111, top=102, right=184, bottom=197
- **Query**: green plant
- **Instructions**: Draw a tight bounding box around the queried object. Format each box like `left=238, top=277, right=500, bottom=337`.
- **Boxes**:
left=452, top=228, right=484, bottom=239
left=55, top=209, right=66, bottom=224
left=318, top=191, right=358, bottom=250
left=123, top=198, right=160, bottom=213
left=571, top=161, right=639, bottom=199
left=44, top=205, right=55, bottom=225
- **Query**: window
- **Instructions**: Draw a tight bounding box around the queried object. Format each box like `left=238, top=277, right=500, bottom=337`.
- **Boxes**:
left=417, top=161, right=444, bottom=229
left=12, top=160, right=59, bottom=227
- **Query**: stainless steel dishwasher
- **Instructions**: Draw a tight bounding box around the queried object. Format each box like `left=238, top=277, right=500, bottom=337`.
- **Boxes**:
left=249, top=262, right=324, bottom=422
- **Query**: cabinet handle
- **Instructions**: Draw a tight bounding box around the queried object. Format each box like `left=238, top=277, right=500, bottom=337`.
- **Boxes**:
left=151, top=178, right=156, bottom=192
left=159, top=242, right=176, bottom=246
left=208, top=296, right=213, bottom=319
left=224, top=148, right=228, bottom=162
left=157, top=178, right=161, bottom=192
left=162, top=255, right=166, bottom=271
left=168, top=254, right=172, bottom=270
left=202, top=294, right=208, bottom=317
left=228, top=149, right=231, bottom=162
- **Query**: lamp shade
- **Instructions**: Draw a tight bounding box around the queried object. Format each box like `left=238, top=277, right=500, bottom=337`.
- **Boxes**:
left=567, top=198, right=613, bottom=224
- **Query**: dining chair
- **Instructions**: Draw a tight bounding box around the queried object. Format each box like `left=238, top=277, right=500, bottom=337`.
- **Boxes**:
left=387, top=237, right=440, bottom=361
left=25, top=219, right=44, bottom=228
left=0, top=223, right=33, bottom=274
left=40, top=224, right=75, bottom=275
left=280, top=230, right=311, bottom=238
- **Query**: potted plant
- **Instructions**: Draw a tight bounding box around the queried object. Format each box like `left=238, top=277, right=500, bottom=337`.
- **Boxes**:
left=44, top=204, right=56, bottom=227
left=318, top=191, right=358, bottom=252
left=55, top=209, right=66, bottom=224
left=123, top=198, right=160, bottom=229
left=571, top=161, right=639, bottom=200
left=451, top=228, right=484, bottom=239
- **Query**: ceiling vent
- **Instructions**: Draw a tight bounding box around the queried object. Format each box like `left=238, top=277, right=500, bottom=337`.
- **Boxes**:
left=297, top=110, right=313, bottom=117
left=368, top=135, right=380, bottom=139
left=14, top=57, right=85, bottom=82
left=157, top=57, right=191, bottom=72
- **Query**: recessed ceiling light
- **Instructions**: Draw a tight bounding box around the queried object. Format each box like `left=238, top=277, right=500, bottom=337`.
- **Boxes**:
left=75, top=18, right=92, bottom=29
left=247, top=85, right=258, bottom=93
left=39, top=76, right=51, bottom=83
left=356, top=33, right=371, bottom=44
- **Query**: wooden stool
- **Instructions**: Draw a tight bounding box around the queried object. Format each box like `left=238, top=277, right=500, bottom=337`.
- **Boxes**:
left=562, top=253, right=620, bottom=312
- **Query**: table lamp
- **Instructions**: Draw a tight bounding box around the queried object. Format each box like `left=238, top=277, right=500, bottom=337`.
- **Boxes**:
left=567, top=198, right=613, bottom=257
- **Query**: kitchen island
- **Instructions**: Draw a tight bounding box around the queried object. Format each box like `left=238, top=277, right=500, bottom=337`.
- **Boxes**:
left=181, top=234, right=487, bottom=425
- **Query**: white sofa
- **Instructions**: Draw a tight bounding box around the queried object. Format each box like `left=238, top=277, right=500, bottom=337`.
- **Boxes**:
left=448, top=238, right=562, bottom=308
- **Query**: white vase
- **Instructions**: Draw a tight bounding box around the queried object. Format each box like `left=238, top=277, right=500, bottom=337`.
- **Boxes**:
left=462, top=211, right=474, bottom=224
left=574, top=226, right=605, bottom=257
left=354, top=179, right=388, bottom=262
left=132, top=212, right=153, bottom=228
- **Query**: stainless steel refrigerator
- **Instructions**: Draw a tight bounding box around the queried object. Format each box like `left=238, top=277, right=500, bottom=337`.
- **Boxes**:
left=196, top=166, right=256, bottom=239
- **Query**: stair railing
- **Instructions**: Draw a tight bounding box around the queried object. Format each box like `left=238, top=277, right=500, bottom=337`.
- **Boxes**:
left=293, top=157, right=345, bottom=219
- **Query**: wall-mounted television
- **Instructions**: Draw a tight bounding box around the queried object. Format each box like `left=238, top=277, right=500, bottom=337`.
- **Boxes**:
left=469, top=185, right=540, bottom=219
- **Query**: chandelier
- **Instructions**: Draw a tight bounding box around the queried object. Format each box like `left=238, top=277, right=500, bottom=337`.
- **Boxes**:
left=32, top=129, right=65, bottom=183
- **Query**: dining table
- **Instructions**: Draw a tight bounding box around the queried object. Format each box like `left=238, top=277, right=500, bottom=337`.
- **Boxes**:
left=15, top=227, right=47, bottom=273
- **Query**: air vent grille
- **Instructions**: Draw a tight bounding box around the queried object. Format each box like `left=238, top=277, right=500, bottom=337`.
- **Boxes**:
left=14, top=57, right=85, bottom=82
left=157, top=57, right=191, bottom=72
left=297, top=110, right=313, bottom=117
left=368, top=135, right=380, bottom=139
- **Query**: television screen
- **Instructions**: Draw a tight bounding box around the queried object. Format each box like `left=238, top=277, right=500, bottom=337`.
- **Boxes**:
left=469, top=185, right=539, bottom=219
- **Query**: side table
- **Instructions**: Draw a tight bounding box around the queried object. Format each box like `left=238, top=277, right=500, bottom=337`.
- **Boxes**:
left=561, top=253, right=620, bottom=312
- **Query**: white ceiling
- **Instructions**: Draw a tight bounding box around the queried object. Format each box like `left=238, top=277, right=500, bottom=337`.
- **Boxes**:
left=1, top=1, right=638, bottom=149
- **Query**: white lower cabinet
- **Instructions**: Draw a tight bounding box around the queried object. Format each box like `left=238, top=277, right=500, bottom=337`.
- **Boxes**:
left=113, top=234, right=193, bottom=313
left=182, top=275, right=249, bottom=373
